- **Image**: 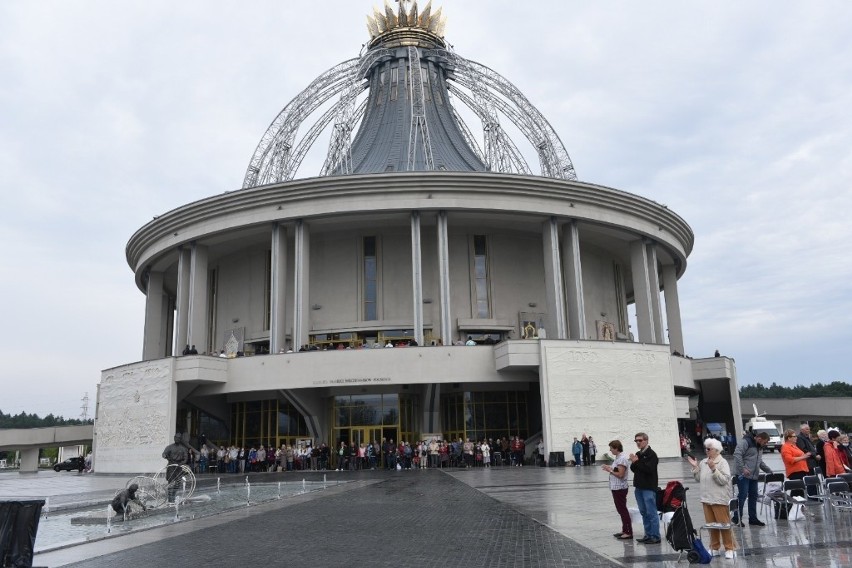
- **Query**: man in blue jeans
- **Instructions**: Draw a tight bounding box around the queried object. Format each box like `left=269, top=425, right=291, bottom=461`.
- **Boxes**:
left=629, top=432, right=661, bottom=544
left=732, top=431, right=772, bottom=526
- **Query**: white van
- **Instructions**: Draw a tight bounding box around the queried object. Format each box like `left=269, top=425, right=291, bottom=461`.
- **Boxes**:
left=744, top=416, right=782, bottom=452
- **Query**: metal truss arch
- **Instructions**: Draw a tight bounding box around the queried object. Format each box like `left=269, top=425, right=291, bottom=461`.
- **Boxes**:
left=242, top=58, right=362, bottom=189
left=242, top=46, right=577, bottom=187
left=445, top=54, right=577, bottom=181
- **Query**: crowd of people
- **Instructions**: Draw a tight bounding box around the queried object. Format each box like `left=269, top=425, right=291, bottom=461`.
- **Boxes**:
left=570, top=434, right=598, bottom=466
left=178, top=336, right=504, bottom=357
left=596, top=423, right=850, bottom=561
left=189, top=435, right=531, bottom=473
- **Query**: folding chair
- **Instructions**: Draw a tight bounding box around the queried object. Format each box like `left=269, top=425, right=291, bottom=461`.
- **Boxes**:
left=770, top=480, right=808, bottom=521
left=838, top=473, right=852, bottom=486
left=758, top=472, right=785, bottom=518
left=826, top=480, right=852, bottom=512
left=804, top=475, right=830, bottom=505
left=698, top=498, right=745, bottom=557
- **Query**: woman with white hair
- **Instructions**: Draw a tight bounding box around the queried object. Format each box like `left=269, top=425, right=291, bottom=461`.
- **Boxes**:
left=687, top=437, right=737, bottom=560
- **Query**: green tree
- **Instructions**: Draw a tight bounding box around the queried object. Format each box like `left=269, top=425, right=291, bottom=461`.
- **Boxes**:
left=740, top=381, right=852, bottom=399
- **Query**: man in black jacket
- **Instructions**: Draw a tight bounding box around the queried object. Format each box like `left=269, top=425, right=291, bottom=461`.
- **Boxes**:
left=629, top=432, right=660, bottom=544
left=796, top=424, right=820, bottom=496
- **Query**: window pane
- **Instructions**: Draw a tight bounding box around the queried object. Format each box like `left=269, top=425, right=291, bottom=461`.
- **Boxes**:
left=364, top=236, right=376, bottom=257
left=475, top=257, right=486, bottom=278
left=365, top=302, right=377, bottom=321
left=477, top=300, right=489, bottom=318
left=383, top=393, right=399, bottom=406
left=475, top=279, right=487, bottom=300
left=474, top=235, right=487, bottom=255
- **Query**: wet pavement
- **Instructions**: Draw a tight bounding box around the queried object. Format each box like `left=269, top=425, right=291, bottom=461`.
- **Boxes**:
left=1, top=451, right=850, bottom=567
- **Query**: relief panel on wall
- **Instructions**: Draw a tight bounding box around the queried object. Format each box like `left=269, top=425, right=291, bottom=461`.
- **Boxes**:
left=539, top=341, right=680, bottom=458
left=94, top=360, right=175, bottom=473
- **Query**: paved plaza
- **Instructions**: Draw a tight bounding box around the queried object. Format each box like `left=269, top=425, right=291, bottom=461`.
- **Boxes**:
left=2, top=453, right=851, bottom=567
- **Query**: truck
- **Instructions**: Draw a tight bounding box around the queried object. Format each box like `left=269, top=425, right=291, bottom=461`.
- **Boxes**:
left=744, top=404, right=783, bottom=452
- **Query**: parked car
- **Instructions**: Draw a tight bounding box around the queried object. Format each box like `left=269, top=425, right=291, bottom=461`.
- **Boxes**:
left=54, top=457, right=85, bottom=472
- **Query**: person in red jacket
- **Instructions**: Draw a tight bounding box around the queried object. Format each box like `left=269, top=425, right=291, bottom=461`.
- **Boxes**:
left=823, top=430, right=845, bottom=477
left=511, top=436, right=525, bottom=466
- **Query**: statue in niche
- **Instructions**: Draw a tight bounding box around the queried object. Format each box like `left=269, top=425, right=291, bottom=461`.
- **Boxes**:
left=597, top=320, right=615, bottom=341
left=522, top=321, right=538, bottom=340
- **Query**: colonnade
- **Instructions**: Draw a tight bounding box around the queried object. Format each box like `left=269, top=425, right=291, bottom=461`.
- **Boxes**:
left=141, top=212, right=685, bottom=360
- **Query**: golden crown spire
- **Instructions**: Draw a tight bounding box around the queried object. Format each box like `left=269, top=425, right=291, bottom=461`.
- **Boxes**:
left=366, top=1, right=446, bottom=48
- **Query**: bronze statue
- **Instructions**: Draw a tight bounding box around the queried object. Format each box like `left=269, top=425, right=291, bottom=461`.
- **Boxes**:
left=111, top=483, right=146, bottom=516
left=162, top=433, right=190, bottom=503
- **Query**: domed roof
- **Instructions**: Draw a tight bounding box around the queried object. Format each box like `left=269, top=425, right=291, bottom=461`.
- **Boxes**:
left=242, top=1, right=576, bottom=188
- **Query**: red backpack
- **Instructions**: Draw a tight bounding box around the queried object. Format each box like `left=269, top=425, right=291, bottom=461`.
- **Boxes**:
left=660, top=480, right=686, bottom=511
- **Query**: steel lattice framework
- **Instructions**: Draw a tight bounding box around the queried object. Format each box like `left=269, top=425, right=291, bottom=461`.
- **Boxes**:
left=242, top=47, right=577, bottom=188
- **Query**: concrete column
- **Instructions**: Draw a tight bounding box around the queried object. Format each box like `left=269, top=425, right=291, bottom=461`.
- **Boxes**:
left=421, top=383, right=441, bottom=434
left=561, top=219, right=586, bottom=340
left=175, top=247, right=191, bottom=353
left=437, top=211, right=452, bottom=344
left=542, top=217, right=567, bottom=339
left=19, top=448, right=38, bottom=473
left=661, top=264, right=685, bottom=354
left=164, top=295, right=175, bottom=357
left=143, top=271, right=167, bottom=360
left=270, top=223, right=288, bottom=353
left=293, top=220, right=310, bottom=350
left=646, top=241, right=664, bottom=344
left=411, top=212, right=424, bottom=346
left=629, top=240, right=655, bottom=343
left=188, top=243, right=209, bottom=354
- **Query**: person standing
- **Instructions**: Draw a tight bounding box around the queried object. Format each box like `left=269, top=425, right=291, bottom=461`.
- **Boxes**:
left=589, top=437, right=597, bottom=465
left=732, top=431, right=772, bottom=526
left=629, top=432, right=660, bottom=544
left=781, top=429, right=810, bottom=498
left=602, top=440, right=632, bottom=540
left=581, top=435, right=591, bottom=466
left=823, top=430, right=845, bottom=477
left=687, top=438, right=737, bottom=559
left=572, top=437, right=582, bottom=467
left=796, top=424, right=820, bottom=496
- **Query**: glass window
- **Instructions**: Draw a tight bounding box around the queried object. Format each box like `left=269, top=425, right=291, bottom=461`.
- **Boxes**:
left=441, top=390, right=529, bottom=441
left=473, top=235, right=490, bottom=318
left=364, top=236, right=378, bottom=321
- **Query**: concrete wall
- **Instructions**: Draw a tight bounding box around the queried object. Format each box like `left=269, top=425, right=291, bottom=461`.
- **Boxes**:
left=312, top=230, right=360, bottom=326
left=580, top=244, right=622, bottom=340
left=490, top=231, right=546, bottom=328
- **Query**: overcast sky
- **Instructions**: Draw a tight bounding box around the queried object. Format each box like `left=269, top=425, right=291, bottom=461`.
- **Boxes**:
left=1, top=1, right=850, bottom=420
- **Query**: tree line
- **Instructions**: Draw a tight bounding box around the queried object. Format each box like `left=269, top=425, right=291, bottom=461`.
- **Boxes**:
left=0, top=409, right=93, bottom=429
left=740, top=381, right=852, bottom=399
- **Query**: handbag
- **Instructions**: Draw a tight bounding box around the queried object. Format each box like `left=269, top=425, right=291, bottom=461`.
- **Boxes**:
left=689, top=537, right=712, bottom=564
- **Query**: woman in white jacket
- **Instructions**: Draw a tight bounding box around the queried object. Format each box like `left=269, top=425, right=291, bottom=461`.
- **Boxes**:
left=687, top=438, right=737, bottom=560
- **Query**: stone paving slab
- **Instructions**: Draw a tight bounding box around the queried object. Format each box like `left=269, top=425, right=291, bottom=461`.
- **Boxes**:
left=14, top=453, right=852, bottom=567
left=46, top=470, right=619, bottom=568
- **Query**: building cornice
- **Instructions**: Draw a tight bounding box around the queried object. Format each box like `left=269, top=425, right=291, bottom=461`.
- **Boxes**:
left=127, top=172, right=694, bottom=290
